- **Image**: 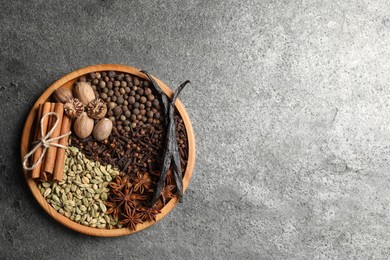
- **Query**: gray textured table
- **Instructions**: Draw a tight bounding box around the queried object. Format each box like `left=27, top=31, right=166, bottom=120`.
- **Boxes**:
left=2, top=0, right=390, bottom=259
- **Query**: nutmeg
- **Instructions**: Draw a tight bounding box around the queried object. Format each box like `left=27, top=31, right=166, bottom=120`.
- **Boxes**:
left=52, top=87, right=73, bottom=103
left=73, top=82, right=96, bottom=105
left=86, top=98, right=107, bottom=119
left=92, top=118, right=113, bottom=141
left=73, top=112, right=94, bottom=139
left=64, top=98, right=84, bottom=119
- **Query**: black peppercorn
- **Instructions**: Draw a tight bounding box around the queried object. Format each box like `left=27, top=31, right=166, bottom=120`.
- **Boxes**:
left=119, top=88, right=125, bottom=95
left=113, top=106, right=122, bottom=116
left=133, top=102, right=140, bottom=109
left=144, top=88, right=152, bottom=95
left=146, top=101, right=152, bottom=108
left=108, top=102, right=116, bottom=109
left=147, top=94, right=155, bottom=101
left=140, top=96, right=147, bottom=104
left=100, top=93, right=108, bottom=100
left=92, top=79, right=99, bottom=85
left=117, top=96, right=124, bottom=104
left=137, top=88, right=144, bottom=95
left=125, top=75, right=132, bottom=83
left=99, top=81, right=106, bottom=89
left=133, top=77, right=140, bottom=86
left=152, top=99, right=159, bottom=107
left=133, top=108, right=140, bottom=115
left=147, top=111, right=154, bottom=118
left=128, top=96, right=135, bottom=104
left=114, top=81, right=120, bottom=87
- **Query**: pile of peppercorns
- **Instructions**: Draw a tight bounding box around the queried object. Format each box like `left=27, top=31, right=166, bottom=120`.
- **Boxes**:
left=78, top=71, right=163, bottom=134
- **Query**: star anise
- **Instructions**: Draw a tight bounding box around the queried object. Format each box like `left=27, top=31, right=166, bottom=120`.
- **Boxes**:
left=105, top=201, right=121, bottom=221
left=120, top=204, right=143, bottom=231
left=160, top=185, right=176, bottom=205
left=132, top=172, right=152, bottom=194
left=111, top=185, right=148, bottom=210
left=109, top=175, right=131, bottom=190
left=138, top=206, right=161, bottom=222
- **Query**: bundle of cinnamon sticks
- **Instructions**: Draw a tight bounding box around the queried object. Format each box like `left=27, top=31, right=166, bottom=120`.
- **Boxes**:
left=31, top=102, right=71, bottom=182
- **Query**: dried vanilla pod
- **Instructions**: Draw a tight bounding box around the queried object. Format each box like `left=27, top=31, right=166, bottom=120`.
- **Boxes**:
left=150, top=80, right=191, bottom=206
left=86, top=98, right=107, bottom=119
left=64, top=98, right=84, bottom=119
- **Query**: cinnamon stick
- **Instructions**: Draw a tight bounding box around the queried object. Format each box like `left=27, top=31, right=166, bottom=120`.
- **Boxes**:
left=31, top=102, right=52, bottom=179
left=33, top=104, right=44, bottom=142
left=40, top=103, right=56, bottom=181
left=42, top=103, right=64, bottom=175
left=53, top=114, right=71, bottom=181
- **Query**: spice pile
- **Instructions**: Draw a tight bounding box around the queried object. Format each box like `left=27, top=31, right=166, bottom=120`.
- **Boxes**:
left=38, top=147, right=120, bottom=229
left=26, top=70, right=190, bottom=231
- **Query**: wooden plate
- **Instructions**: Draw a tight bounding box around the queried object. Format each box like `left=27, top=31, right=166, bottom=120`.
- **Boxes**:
left=20, top=64, right=195, bottom=237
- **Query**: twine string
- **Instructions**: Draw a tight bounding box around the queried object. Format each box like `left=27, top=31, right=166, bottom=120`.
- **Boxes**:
left=23, top=112, right=71, bottom=171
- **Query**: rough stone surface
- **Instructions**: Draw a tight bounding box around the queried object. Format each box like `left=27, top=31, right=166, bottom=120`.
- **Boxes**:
left=2, top=0, right=390, bottom=259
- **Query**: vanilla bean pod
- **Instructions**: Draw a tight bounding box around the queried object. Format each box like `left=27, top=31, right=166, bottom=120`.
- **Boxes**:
left=150, top=80, right=191, bottom=206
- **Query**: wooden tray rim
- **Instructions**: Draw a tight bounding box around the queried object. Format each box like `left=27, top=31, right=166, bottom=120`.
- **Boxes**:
left=20, top=64, right=196, bottom=237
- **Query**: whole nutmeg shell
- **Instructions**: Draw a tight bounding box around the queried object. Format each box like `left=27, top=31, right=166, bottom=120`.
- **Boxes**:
left=73, top=112, right=94, bottom=139
left=92, top=118, right=113, bottom=141
left=52, top=87, right=73, bottom=103
left=73, top=82, right=96, bottom=105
